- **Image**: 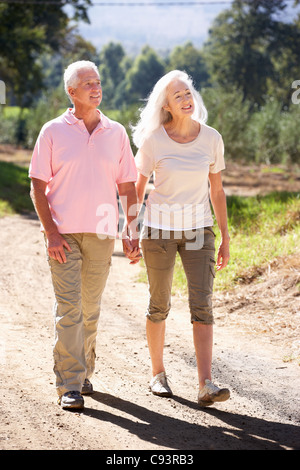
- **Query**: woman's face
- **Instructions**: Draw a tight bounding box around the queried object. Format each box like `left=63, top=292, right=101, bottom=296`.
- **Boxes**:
left=163, top=79, right=194, bottom=119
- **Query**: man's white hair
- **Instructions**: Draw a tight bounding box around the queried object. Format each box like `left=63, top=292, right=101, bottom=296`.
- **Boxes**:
left=132, top=70, right=208, bottom=148
left=64, top=60, right=100, bottom=103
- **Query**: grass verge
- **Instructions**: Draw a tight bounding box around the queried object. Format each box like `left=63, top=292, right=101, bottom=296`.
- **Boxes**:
left=140, top=192, right=300, bottom=293
left=0, top=161, right=33, bottom=216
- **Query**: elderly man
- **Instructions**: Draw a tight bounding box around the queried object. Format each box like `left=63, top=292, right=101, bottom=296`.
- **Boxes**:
left=29, top=61, right=139, bottom=410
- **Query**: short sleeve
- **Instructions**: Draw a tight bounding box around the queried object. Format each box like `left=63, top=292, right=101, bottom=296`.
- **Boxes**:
left=116, top=128, right=137, bottom=184
left=135, top=137, right=155, bottom=178
left=28, top=127, right=53, bottom=183
left=209, top=134, right=225, bottom=174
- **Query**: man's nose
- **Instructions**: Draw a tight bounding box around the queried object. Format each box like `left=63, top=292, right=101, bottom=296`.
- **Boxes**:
left=92, top=82, right=101, bottom=91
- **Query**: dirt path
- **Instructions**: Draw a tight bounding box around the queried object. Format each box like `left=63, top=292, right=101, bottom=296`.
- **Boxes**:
left=0, top=213, right=299, bottom=452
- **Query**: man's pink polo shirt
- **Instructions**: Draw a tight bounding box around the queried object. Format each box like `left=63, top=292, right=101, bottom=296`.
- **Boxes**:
left=29, top=108, right=137, bottom=237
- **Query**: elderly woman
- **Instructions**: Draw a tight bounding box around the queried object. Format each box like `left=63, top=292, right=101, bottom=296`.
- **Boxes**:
left=132, top=70, right=230, bottom=407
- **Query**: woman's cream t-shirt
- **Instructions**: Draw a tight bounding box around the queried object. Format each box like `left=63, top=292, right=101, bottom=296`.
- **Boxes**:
left=135, top=123, right=225, bottom=230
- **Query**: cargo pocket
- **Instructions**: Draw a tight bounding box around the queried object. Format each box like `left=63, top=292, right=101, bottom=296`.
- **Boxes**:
left=208, top=256, right=216, bottom=290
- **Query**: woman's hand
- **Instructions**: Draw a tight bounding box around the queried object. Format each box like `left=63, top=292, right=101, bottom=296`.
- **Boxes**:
left=216, top=236, right=230, bottom=271
left=122, top=226, right=142, bottom=264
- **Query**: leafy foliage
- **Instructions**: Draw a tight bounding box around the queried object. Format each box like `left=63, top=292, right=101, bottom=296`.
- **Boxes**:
left=0, top=0, right=91, bottom=107
left=0, top=0, right=299, bottom=164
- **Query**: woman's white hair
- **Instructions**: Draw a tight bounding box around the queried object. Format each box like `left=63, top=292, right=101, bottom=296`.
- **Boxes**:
left=132, top=70, right=208, bottom=148
left=63, top=60, right=100, bottom=103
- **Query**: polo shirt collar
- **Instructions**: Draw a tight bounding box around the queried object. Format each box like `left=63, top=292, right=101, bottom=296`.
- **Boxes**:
left=63, top=108, right=112, bottom=129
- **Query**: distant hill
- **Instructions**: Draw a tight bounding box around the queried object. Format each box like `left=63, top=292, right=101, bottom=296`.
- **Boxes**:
left=74, top=2, right=226, bottom=54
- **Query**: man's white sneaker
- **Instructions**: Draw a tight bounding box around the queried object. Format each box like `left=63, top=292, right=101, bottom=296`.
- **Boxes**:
left=58, top=391, right=84, bottom=410
left=198, top=379, right=230, bottom=407
left=149, top=372, right=173, bottom=397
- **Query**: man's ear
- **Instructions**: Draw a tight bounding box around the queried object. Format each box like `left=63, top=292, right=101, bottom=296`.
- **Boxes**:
left=68, top=87, right=76, bottom=98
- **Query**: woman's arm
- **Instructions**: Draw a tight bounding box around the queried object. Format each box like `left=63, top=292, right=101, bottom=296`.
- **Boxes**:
left=208, top=171, right=230, bottom=271
left=136, top=172, right=150, bottom=208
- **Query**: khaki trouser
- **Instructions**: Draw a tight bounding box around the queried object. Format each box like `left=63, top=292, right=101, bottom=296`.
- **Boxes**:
left=47, top=233, right=115, bottom=397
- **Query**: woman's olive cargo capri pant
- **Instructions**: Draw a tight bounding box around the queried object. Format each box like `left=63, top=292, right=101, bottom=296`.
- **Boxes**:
left=141, top=226, right=216, bottom=325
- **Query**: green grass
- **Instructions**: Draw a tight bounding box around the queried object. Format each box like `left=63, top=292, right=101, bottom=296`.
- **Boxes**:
left=140, top=192, right=300, bottom=293
left=216, top=192, right=300, bottom=290
left=0, top=161, right=33, bottom=216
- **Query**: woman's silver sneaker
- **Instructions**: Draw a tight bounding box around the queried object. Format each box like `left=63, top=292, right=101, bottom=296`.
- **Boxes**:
left=150, top=372, right=173, bottom=397
left=198, top=379, right=230, bottom=407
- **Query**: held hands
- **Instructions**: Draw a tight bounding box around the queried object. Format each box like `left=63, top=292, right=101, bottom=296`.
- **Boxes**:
left=122, top=225, right=142, bottom=265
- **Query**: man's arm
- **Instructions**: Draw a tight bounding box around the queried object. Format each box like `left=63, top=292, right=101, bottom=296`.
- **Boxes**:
left=30, top=178, right=71, bottom=264
left=117, top=181, right=141, bottom=264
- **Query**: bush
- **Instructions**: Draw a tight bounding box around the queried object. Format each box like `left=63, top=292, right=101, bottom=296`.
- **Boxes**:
left=202, top=87, right=255, bottom=161
left=0, top=87, right=68, bottom=149
left=0, top=107, right=21, bottom=145
left=248, top=98, right=282, bottom=164
left=202, top=89, right=300, bottom=165
left=279, top=105, right=300, bottom=164
left=1, top=87, right=299, bottom=165
left=25, top=88, right=68, bottom=148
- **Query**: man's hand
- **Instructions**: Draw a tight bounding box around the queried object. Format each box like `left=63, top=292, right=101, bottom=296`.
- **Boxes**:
left=117, top=181, right=142, bottom=265
left=122, top=231, right=142, bottom=265
left=46, top=232, right=72, bottom=264
left=30, top=178, right=72, bottom=264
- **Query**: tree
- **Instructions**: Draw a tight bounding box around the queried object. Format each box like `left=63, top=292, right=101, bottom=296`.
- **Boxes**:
left=98, top=42, right=128, bottom=108
left=203, top=0, right=300, bottom=106
left=124, top=46, right=165, bottom=104
left=0, top=0, right=91, bottom=107
left=167, top=42, right=209, bottom=90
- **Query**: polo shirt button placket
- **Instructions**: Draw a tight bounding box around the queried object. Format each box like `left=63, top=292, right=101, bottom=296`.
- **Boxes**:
left=89, top=127, right=101, bottom=147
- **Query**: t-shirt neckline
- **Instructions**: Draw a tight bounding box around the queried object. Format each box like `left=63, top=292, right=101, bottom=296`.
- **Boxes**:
left=161, top=122, right=202, bottom=145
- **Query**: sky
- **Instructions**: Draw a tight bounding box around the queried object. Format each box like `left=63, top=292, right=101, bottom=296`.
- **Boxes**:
left=70, top=0, right=232, bottom=55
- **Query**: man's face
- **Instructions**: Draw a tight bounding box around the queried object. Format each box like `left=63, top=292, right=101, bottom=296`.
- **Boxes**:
left=69, top=68, right=102, bottom=109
